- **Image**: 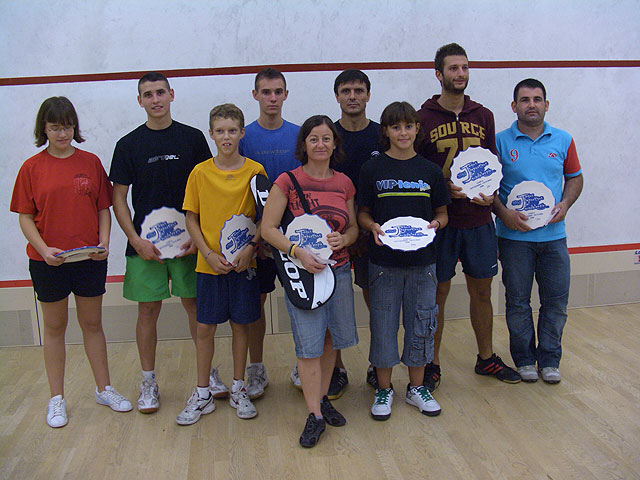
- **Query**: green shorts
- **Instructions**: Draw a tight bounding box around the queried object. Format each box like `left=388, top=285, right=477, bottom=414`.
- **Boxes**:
left=123, top=255, right=197, bottom=302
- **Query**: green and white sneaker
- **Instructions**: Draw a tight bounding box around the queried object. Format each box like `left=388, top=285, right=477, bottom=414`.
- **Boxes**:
left=406, top=384, right=441, bottom=416
left=371, top=387, right=394, bottom=421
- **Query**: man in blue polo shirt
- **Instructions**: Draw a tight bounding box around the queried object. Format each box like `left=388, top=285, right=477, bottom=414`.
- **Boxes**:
left=493, top=78, right=583, bottom=384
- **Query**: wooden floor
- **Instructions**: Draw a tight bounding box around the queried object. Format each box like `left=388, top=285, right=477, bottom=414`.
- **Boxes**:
left=1, top=304, right=639, bottom=480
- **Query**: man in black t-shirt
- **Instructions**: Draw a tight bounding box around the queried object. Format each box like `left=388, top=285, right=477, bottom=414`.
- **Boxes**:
left=328, top=70, right=382, bottom=398
left=109, top=72, right=214, bottom=414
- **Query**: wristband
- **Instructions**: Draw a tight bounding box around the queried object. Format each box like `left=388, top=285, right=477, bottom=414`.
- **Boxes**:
left=434, top=220, right=441, bottom=230
left=249, top=241, right=258, bottom=249
left=204, top=250, right=214, bottom=259
left=288, top=243, right=297, bottom=257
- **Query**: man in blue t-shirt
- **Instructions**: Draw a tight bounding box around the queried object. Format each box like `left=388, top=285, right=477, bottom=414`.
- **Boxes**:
left=493, top=78, right=583, bottom=385
left=239, top=68, right=300, bottom=398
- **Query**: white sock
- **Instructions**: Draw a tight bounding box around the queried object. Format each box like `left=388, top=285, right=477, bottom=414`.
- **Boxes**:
left=197, top=386, right=210, bottom=398
left=142, top=370, right=155, bottom=383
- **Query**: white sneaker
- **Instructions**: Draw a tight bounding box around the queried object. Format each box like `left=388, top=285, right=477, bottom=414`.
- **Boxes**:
left=246, top=363, right=269, bottom=399
left=371, top=387, right=394, bottom=421
left=540, top=367, right=562, bottom=384
left=46, top=395, right=68, bottom=428
left=406, top=384, right=441, bottom=417
left=138, top=380, right=160, bottom=413
left=230, top=381, right=257, bottom=419
left=517, top=365, right=539, bottom=383
left=95, top=386, right=133, bottom=412
left=209, top=367, right=229, bottom=399
left=290, top=364, right=302, bottom=390
left=176, top=389, right=215, bottom=425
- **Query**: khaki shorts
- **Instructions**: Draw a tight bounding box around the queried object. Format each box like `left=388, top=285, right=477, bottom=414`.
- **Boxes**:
left=123, top=255, right=196, bottom=302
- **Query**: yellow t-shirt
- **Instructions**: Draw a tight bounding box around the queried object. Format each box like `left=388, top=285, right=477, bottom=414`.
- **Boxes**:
left=183, top=157, right=266, bottom=275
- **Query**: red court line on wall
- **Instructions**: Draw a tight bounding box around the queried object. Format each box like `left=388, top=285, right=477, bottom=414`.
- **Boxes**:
left=1, top=243, right=638, bottom=288
left=1, top=60, right=639, bottom=86
left=569, top=243, right=640, bottom=254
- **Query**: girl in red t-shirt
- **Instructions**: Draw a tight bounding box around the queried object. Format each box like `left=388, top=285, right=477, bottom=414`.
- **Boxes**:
left=10, top=97, right=132, bottom=428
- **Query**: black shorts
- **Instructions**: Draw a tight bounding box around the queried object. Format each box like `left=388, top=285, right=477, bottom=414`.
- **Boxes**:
left=256, top=256, right=278, bottom=294
left=29, top=259, right=107, bottom=303
left=434, top=223, right=498, bottom=283
left=350, top=251, right=370, bottom=289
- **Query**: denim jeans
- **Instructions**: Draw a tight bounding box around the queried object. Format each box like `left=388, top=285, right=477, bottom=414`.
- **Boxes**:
left=285, top=263, right=358, bottom=358
left=498, top=237, right=570, bottom=368
left=368, top=262, right=438, bottom=368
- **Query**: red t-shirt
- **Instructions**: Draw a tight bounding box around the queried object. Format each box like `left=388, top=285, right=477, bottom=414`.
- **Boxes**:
left=274, top=166, right=355, bottom=267
left=10, top=148, right=113, bottom=261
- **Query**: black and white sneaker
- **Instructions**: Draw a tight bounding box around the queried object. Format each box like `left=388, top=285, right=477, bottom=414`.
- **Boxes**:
left=366, top=365, right=379, bottom=390
left=474, top=354, right=521, bottom=384
left=423, top=362, right=441, bottom=392
left=327, top=367, right=348, bottom=400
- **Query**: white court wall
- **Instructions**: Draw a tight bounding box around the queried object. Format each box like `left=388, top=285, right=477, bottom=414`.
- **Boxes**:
left=1, top=0, right=639, bottom=280
left=0, top=1, right=639, bottom=346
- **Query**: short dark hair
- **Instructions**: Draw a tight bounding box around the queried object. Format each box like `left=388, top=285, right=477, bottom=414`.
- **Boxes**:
left=333, top=69, right=371, bottom=94
left=434, top=43, right=468, bottom=73
left=513, top=78, right=547, bottom=102
left=295, top=115, right=345, bottom=166
left=34, top=97, right=84, bottom=147
left=379, top=101, right=424, bottom=151
left=254, top=67, right=286, bottom=91
left=209, top=103, right=245, bottom=130
left=138, top=72, right=170, bottom=93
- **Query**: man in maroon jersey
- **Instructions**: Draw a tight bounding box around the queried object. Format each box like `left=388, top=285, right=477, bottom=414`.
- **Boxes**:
left=416, top=43, right=520, bottom=391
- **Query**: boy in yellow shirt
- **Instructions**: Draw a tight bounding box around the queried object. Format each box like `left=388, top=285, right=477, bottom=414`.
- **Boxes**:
left=177, top=104, right=266, bottom=424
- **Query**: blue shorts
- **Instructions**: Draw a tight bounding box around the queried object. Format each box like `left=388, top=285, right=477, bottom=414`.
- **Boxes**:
left=434, top=222, right=498, bottom=283
left=368, top=262, right=438, bottom=368
left=285, top=263, right=358, bottom=359
left=256, top=256, right=278, bottom=294
left=196, top=269, right=260, bottom=325
left=29, top=259, right=107, bottom=303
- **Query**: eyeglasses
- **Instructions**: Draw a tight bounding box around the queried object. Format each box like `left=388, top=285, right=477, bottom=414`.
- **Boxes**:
left=46, top=125, right=75, bottom=134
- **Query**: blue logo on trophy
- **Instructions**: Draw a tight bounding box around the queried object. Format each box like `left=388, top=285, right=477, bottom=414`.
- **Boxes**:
left=288, top=228, right=326, bottom=251
left=145, top=220, right=185, bottom=244
left=384, top=224, right=428, bottom=238
left=456, top=161, right=496, bottom=185
left=511, top=193, right=550, bottom=212
left=220, top=214, right=257, bottom=263
left=225, top=227, right=252, bottom=255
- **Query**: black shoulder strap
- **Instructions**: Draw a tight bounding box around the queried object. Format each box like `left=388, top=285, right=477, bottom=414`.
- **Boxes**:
left=285, top=171, right=312, bottom=214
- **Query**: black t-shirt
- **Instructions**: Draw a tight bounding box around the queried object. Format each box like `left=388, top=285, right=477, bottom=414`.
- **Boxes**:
left=109, top=121, right=212, bottom=256
left=334, top=120, right=382, bottom=191
left=358, top=152, right=450, bottom=267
